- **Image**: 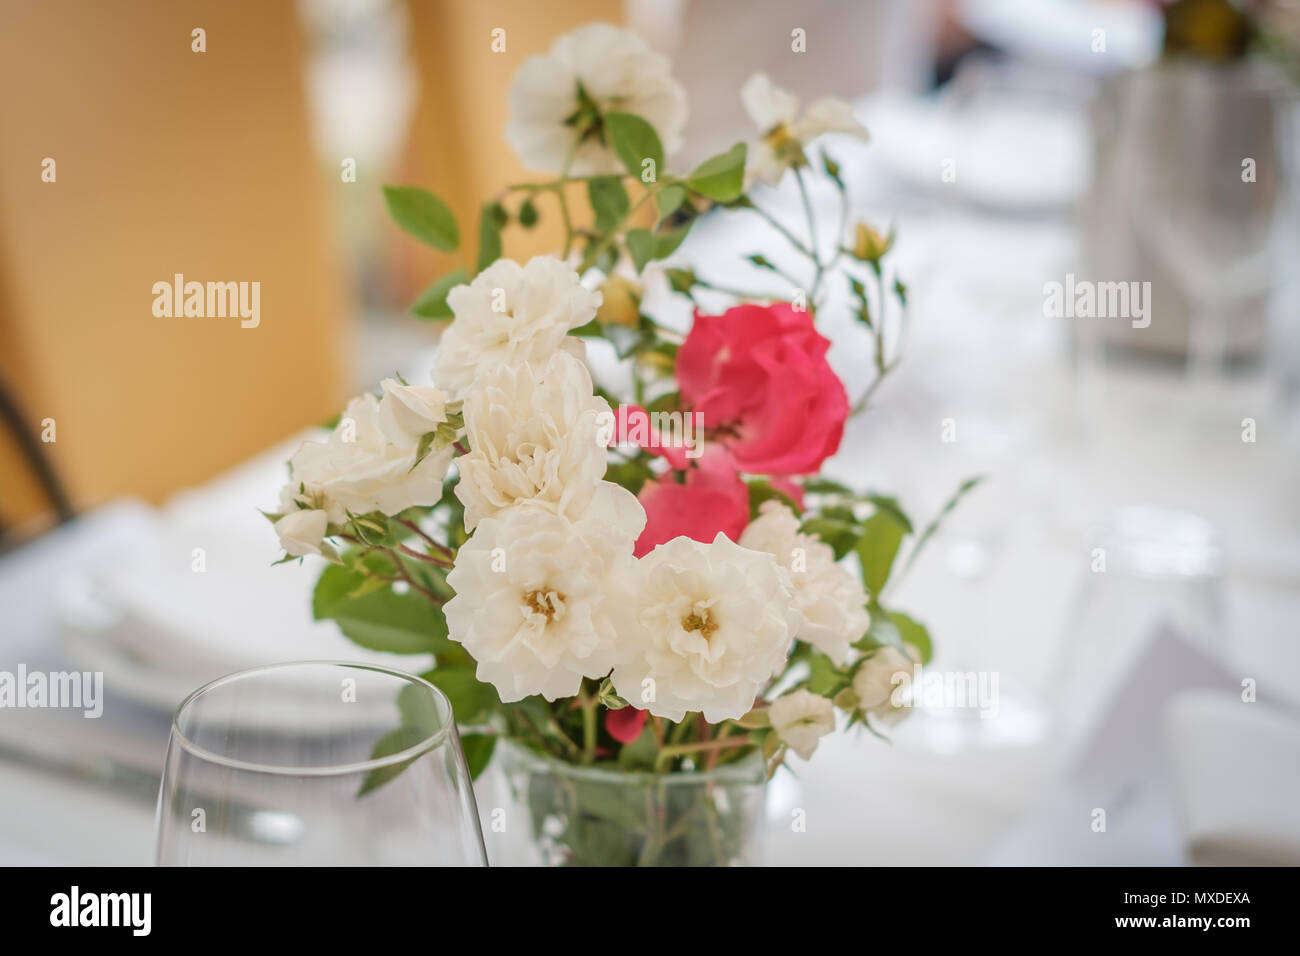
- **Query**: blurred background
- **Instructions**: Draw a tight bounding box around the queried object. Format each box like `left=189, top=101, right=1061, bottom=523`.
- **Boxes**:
left=1, top=0, right=1299, bottom=865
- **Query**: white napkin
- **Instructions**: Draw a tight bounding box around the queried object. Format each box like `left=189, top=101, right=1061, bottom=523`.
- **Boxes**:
left=1164, top=690, right=1300, bottom=866
left=53, top=434, right=432, bottom=709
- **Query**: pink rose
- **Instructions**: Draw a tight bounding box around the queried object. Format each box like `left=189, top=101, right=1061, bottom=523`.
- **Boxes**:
left=610, top=404, right=690, bottom=469
left=634, top=453, right=749, bottom=557
left=676, top=303, right=848, bottom=476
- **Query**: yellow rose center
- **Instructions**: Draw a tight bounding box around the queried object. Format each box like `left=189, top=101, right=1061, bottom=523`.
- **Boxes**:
left=681, top=610, right=719, bottom=639
left=524, top=589, right=564, bottom=621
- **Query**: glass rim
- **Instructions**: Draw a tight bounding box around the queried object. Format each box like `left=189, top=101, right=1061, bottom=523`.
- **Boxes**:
left=495, top=737, right=766, bottom=785
left=169, top=660, right=454, bottom=777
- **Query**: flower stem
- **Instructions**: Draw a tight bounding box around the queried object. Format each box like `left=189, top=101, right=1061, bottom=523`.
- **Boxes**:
left=654, top=735, right=751, bottom=771
left=577, top=187, right=656, bottom=273
left=578, top=683, right=597, bottom=764
left=398, top=518, right=455, bottom=562
left=747, top=201, right=814, bottom=259
left=793, top=166, right=825, bottom=295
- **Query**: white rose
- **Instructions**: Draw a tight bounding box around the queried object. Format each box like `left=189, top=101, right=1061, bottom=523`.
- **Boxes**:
left=506, top=24, right=687, bottom=176
left=285, top=393, right=451, bottom=523
left=740, top=73, right=868, bottom=185
left=456, top=350, right=610, bottom=531
left=740, top=500, right=869, bottom=665
left=378, top=378, right=449, bottom=449
left=611, top=534, right=801, bottom=723
left=768, top=689, right=835, bottom=760
left=434, top=256, right=601, bottom=397
left=274, top=508, right=329, bottom=557
left=852, top=645, right=914, bottom=710
left=444, top=484, right=646, bottom=702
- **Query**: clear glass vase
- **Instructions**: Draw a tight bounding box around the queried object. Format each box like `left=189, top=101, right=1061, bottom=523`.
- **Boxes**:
left=482, top=740, right=767, bottom=866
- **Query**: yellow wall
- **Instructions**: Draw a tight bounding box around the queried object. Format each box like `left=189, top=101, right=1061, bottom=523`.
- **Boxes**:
left=0, top=1, right=347, bottom=533
left=0, top=0, right=627, bottom=537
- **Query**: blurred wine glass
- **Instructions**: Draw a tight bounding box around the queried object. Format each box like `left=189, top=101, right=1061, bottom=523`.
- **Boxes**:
left=1125, top=62, right=1294, bottom=421
left=156, top=661, right=487, bottom=866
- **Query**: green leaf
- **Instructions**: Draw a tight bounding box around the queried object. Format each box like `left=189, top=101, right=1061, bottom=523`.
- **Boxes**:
left=664, top=267, right=696, bottom=295
left=857, top=511, right=906, bottom=595
left=625, top=228, right=654, bottom=272
left=655, top=184, right=686, bottom=221
left=800, top=516, right=859, bottom=561
left=747, top=478, right=802, bottom=519
left=421, top=666, right=499, bottom=724
left=801, top=476, right=854, bottom=496
left=732, top=708, right=771, bottom=730
left=476, top=203, right=503, bottom=273
left=888, top=611, right=932, bottom=664
left=653, top=223, right=691, bottom=260
left=605, top=459, right=655, bottom=495
left=605, top=112, right=664, bottom=181
left=312, top=564, right=452, bottom=655
left=357, top=726, right=426, bottom=797
left=587, top=176, right=630, bottom=232
left=806, top=652, right=850, bottom=696
left=686, top=143, right=747, bottom=202
left=382, top=185, right=459, bottom=251
left=410, top=268, right=469, bottom=319
left=616, top=725, right=659, bottom=771
left=517, top=198, right=539, bottom=228
left=397, top=680, right=443, bottom=731
left=574, top=777, right=647, bottom=831
left=893, top=276, right=908, bottom=307
left=460, top=733, right=497, bottom=780
left=822, top=152, right=844, bottom=190
left=866, top=494, right=913, bottom=534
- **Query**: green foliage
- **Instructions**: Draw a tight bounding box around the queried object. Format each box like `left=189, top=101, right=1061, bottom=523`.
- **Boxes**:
left=686, top=143, right=747, bottom=201
left=604, top=112, right=664, bottom=180
left=616, top=726, right=659, bottom=771
left=856, top=510, right=907, bottom=595
left=517, top=197, right=539, bottom=228
left=625, top=228, right=654, bottom=272
left=887, top=610, right=933, bottom=664
left=587, top=176, right=630, bottom=232
left=312, top=564, right=453, bottom=656
left=655, top=184, right=686, bottom=221
left=476, top=203, right=504, bottom=272
left=420, top=666, right=500, bottom=725
left=460, top=733, right=497, bottom=780
left=382, top=185, right=459, bottom=251
left=800, top=516, right=859, bottom=560
left=746, top=478, right=802, bottom=519
left=410, top=268, right=468, bottom=319
left=357, top=726, right=427, bottom=797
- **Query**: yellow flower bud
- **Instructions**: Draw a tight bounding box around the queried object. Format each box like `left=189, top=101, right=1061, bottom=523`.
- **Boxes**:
left=851, top=222, right=892, bottom=263
left=596, top=275, right=641, bottom=328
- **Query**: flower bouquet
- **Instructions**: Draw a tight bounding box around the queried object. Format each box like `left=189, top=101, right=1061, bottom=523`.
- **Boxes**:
left=265, top=23, right=974, bottom=866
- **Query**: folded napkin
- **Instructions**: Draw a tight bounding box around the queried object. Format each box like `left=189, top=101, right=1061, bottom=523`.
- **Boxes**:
left=1164, top=690, right=1300, bottom=866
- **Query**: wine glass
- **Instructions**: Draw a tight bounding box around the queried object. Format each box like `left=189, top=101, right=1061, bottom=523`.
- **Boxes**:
left=1125, top=62, right=1293, bottom=424
left=156, top=661, right=487, bottom=866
